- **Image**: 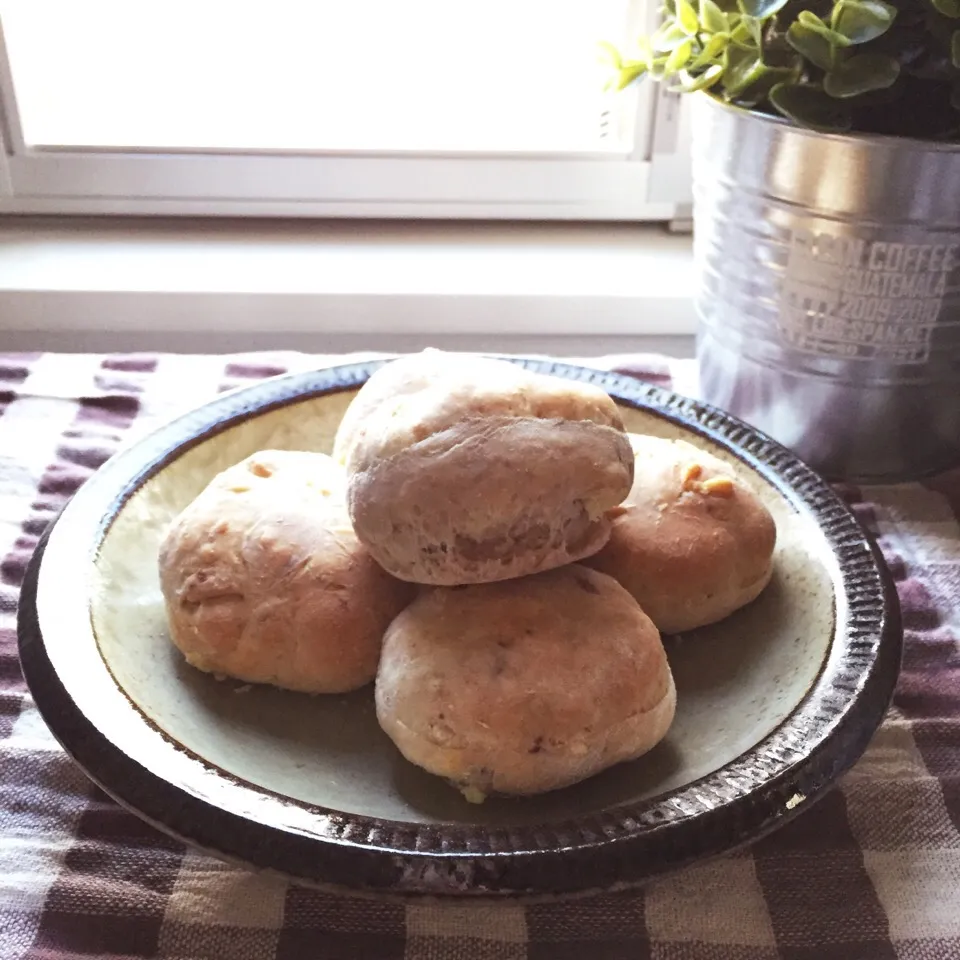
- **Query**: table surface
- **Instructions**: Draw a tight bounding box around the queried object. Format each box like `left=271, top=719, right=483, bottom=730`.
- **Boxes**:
left=1, top=351, right=958, bottom=960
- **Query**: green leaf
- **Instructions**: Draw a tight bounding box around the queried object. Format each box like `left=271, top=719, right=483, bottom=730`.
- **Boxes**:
left=796, top=10, right=822, bottom=25
left=933, top=0, right=960, bottom=17
left=653, top=22, right=692, bottom=51
left=699, top=0, right=729, bottom=32
left=831, top=0, right=896, bottom=45
left=689, top=32, right=730, bottom=68
left=723, top=43, right=759, bottom=91
left=616, top=61, right=649, bottom=89
left=722, top=48, right=795, bottom=99
left=681, top=63, right=725, bottom=91
left=754, top=64, right=802, bottom=100
left=824, top=52, right=900, bottom=97
left=597, top=40, right=623, bottom=68
left=677, top=0, right=701, bottom=34
left=665, top=39, right=694, bottom=72
left=954, top=31, right=960, bottom=68
left=769, top=81, right=853, bottom=130
left=797, top=10, right=853, bottom=46
left=730, top=18, right=760, bottom=47
left=857, top=0, right=897, bottom=20
left=648, top=55, right=672, bottom=79
left=786, top=21, right=836, bottom=70
left=745, top=15, right=764, bottom=45
left=737, top=0, right=789, bottom=17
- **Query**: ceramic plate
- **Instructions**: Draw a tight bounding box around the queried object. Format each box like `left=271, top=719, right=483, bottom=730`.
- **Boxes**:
left=17, top=358, right=902, bottom=899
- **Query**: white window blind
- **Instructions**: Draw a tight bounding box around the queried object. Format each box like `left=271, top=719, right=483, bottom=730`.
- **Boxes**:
left=0, top=0, right=692, bottom=220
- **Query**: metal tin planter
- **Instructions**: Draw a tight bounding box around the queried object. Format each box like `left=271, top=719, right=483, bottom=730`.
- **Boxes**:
left=692, top=93, right=960, bottom=483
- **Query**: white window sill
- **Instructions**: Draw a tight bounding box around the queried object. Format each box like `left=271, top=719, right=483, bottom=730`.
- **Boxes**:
left=0, top=217, right=695, bottom=356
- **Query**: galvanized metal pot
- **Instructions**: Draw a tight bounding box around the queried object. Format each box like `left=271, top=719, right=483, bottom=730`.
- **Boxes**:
left=692, top=94, right=960, bottom=483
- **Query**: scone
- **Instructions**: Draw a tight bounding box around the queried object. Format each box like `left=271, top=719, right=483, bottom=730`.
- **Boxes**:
left=333, top=348, right=453, bottom=467
left=376, top=564, right=676, bottom=799
left=340, top=350, right=634, bottom=585
left=158, top=450, right=414, bottom=694
left=585, top=434, right=777, bottom=634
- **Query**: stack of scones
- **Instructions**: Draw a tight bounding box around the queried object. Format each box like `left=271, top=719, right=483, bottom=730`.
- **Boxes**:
left=159, top=350, right=776, bottom=802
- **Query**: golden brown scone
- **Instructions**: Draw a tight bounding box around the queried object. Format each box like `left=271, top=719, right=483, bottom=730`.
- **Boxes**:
left=584, top=434, right=777, bottom=634
left=341, top=350, right=634, bottom=585
left=158, top=450, right=414, bottom=694
left=376, top=565, right=676, bottom=800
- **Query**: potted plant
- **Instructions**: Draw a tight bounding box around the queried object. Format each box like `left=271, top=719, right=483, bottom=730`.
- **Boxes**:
left=609, top=0, right=960, bottom=482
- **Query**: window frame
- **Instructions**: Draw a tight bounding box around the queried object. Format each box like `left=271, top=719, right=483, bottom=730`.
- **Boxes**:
left=0, top=6, right=692, bottom=221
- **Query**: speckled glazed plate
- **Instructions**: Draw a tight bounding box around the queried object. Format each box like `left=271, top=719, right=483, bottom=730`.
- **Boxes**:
left=17, top=357, right=902, bottom=900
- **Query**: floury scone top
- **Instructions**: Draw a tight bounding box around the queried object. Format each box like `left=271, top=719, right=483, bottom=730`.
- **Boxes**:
left=338, top=350, right=635, bottom=586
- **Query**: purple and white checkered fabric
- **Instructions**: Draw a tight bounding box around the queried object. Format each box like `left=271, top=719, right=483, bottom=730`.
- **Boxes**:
left=1, top=351, right=958, bottom=960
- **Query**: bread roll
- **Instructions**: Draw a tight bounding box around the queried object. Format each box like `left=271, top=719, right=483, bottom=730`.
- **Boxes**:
left=158, top=450, right=414, bottom=694
left=333, top=349, right=452, bottom=467
left=341, top=350, right=634, bottom=585
left=376, top=564, right=676, bottom=799
left=585, top=434, right=776, bottom=634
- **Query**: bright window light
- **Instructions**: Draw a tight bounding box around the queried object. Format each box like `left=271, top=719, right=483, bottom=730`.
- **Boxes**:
left=2, top=0, right=633, bottom=153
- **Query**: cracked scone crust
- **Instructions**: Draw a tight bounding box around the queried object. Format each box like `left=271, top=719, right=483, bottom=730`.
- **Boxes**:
left=585, top=434, right=777, bottom=634
left=375, top=564, right=676, bottom=799
left=158, top=450, right=414, bottom=694
left=341, top=350, right=635, bottom=585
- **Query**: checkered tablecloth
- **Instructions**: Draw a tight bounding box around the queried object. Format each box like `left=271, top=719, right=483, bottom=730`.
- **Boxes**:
left=1, top=350, right=958, bottom=960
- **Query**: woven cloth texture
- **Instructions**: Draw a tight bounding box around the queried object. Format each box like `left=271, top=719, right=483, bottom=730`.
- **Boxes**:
left=1, top=350, right=957, bottom=960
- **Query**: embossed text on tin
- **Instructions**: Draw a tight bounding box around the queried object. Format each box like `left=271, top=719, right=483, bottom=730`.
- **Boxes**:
left=779, top=230, right=956, bottom=362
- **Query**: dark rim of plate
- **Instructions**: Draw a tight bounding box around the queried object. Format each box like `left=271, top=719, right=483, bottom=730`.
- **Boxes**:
left=17, top=357, right=903, bottom=899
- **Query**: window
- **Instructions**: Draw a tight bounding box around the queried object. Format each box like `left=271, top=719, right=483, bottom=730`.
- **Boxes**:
left=0, top=0, right=691, bottom=220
